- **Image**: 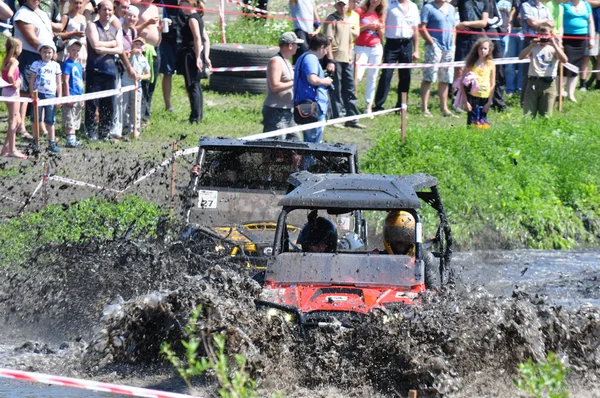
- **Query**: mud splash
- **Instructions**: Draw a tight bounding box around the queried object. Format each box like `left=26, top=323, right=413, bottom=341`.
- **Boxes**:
left=1, top=237, right=600, bottom=397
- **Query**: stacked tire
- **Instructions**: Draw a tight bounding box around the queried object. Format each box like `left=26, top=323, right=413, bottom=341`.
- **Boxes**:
left=209, top=44, right=279, bottom=95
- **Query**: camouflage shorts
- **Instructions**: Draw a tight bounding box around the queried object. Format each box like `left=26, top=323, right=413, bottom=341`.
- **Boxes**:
left=423, top=43, right=455, bottom=84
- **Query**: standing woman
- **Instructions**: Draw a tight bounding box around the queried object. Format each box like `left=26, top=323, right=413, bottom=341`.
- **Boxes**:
left=177, top=0, right=211, bottom=124
left=561, top=0, right=595, bottom=102
left=57, top=0, right=87, bottom=64
left=13, top=0, right=54, bottom=139
left=354, top=0, right=387, bottom=116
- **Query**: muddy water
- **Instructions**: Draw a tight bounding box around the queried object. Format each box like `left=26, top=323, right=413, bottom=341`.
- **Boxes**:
left=1, top=244, right=599, bottom=398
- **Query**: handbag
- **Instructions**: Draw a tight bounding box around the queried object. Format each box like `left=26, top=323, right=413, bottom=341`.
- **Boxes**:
left=293, top=53, right=320, bottom=125
left=293, top=99, right=319, bottom=125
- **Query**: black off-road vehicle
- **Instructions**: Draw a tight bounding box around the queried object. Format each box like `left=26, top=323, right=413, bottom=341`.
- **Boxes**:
left=182, top=138, right=363, bottom=266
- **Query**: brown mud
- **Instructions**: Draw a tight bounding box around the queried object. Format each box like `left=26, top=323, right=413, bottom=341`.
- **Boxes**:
left=1, top=234, right=599, bottom=398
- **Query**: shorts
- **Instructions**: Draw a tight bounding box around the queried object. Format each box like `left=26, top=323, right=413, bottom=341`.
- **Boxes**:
left=63, top=101, right=83, bottom=130
left=37, top=92, right=57, bottom=125
left=2, top=86, right=19, bottom=97
left=585, top=33, right=600, bottom=56
left=159, top=40, right=177, bottom=75
left=423, top=43, right=455, bottom=83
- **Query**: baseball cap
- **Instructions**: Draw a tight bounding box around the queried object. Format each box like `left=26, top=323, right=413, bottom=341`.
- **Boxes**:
left=132, top=36, right=146, bottom=45
left=67, top=38, right=83, bottom=48
left=336, top=0, right=348, bottom=4
left=37, top=41, right=56, bottom=53
left=279, top=31, right=304, bottom=45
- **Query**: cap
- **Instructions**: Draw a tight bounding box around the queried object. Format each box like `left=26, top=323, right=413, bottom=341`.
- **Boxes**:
left=67, top=38, right=83, bottom=48
left=37, top=41, right=56, bottom=53
left=336, top=0, right=348, bottom=4
left=127, top=5, right=139, bottom=16
left=132, top=36, right=146, bottom=45
left=279, top=31, right=304, bottom=46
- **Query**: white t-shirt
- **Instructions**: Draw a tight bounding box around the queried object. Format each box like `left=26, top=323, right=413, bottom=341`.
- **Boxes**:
left=30, top=60, right=62, bottom=95
left=385, top=0, right=420, bottom=39
left=122, top=53, right=151, bottom=86
left=14, top=6, right=54, bottom=54
left=528, top=45, right=558, bottom=78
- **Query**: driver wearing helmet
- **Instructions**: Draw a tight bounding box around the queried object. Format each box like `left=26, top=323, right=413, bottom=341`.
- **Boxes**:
left=297, top=211, right=338, bottom=253
left=383, top=210, right=440, bottom=290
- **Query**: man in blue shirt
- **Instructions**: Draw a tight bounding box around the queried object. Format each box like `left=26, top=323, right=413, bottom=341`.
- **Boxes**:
left=293, top=33, right=334, bottom=143
left=419, top=0, right=458, bottom=117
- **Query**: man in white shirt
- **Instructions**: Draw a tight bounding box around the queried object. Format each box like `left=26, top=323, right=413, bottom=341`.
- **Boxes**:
left=372, top=0, right=420, bottom=112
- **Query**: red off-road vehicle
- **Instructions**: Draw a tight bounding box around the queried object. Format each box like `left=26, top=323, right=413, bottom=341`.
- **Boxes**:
left=257, top=171, right=452, bottom=328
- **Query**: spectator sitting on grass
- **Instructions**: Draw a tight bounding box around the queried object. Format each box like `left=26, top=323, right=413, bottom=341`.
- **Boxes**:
left=122, top=36, right=151, bottom=135
left=518, top=22, right=567, bottom=117
left=61, top=39, right=84, bottom=147
left=29, top=41, right=62, bottom=153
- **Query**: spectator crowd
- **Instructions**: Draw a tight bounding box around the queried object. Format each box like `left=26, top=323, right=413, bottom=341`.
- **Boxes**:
left=0, top=0, right=598, bottom=157
left=0, top=0, right=209, bottom=157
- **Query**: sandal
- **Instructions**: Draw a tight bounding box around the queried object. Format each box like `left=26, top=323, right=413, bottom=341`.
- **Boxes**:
left=17, top=131, right=34, bottom=140
left=423, top=111, right=433, bottom=118
left=443, top=112, right=460, bottom=119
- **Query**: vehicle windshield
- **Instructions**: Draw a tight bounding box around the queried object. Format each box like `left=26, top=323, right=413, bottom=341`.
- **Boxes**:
left=265, top=252, right=419, bottom=288
left=197, top=147, right=352, bottom=192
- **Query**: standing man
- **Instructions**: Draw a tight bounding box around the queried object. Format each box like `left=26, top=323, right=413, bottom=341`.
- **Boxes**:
left=132, top=0, right=162, bottom=127
left=519, top=0, right=553, bottom=105
left=323, top=0, right=365, bottom=128
left=85, top=0, right=123, bottom=141
left=160, top=0, right=181, bottom=112
left=372, top=0, right=420, bottom=112
left=262, top=31, right=303, bottom=138
left=505, top=0, right=527, bottom=96
left=419, top=0, right=458, bottom=117
left=293, top=33, right=334, bottom=143
left=486, top=0, right=510, bottom=111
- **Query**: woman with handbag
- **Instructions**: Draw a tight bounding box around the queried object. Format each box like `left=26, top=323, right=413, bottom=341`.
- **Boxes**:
left=293, top=33, right=333, bottom=143
left=177, top=0, right=211, bottom=124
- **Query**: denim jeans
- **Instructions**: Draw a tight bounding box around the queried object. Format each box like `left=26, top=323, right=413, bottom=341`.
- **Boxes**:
left=505, top=28, right=524, bottom=94
left=302, top=111, right=325, bottom=143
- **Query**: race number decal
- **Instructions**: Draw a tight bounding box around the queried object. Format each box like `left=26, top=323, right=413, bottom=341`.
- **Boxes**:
left=198, top=190, right=218, bottom=209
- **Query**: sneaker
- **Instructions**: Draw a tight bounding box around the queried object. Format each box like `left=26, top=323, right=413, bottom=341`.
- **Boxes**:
left=66, top=137, right=82, bottom=147
left=47, top=141, right=60, bottom=153
left=365, top=108, right=374, bottom=119
left=166, top=107, right=175, bottom=113
left=580, top=86, right=587, bottom=92
left=332, top=123, right=346, bottom=129
left=345, top=122, right=367, bottom=129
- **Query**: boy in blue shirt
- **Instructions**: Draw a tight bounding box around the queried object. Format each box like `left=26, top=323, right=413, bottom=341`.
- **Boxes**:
left=61, top=39, right=84, bottom=148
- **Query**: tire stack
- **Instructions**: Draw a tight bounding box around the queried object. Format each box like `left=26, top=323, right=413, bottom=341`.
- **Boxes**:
left=209, top=44, right=279, bottom=95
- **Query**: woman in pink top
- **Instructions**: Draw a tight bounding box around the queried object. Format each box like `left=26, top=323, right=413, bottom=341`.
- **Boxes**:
left=355, top=0, right=387, bottom=116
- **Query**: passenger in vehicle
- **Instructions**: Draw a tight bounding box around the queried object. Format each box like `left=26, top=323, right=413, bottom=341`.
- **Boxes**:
left=297, top=212, right=338, bottom=253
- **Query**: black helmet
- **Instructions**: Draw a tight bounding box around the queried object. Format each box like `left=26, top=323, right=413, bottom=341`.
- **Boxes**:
left=297, top=212, right=338, bottom=253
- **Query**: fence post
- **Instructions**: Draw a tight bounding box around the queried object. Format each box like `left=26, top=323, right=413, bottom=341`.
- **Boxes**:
left=219, top=0, right=226, bottom=43
left=170, top=141, right=177, bottom=216
left=558, top=62, right=563, bottom=113
left=400, top=92, right=407, bottom=142
left=32, top=90, right=40, bottom=156
left=133, top=82, right=139, bottom=139
left=42, top=163, right=49, bottom=207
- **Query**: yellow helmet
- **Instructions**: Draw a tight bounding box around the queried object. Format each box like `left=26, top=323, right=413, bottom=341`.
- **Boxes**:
left=383, top=211, right=415, bottom=255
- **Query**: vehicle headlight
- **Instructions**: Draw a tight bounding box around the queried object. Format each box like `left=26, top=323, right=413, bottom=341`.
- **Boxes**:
left=266, top=308, right=294, bottom=323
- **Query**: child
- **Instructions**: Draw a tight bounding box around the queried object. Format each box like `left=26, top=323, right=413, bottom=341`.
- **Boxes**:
left=29, top=42, right=62, bottom=153
left=519, top=23, right=568, bottom=118
left=459, top=38, right=496, bottom=128
left=1, top=37, right=27, bottom=160
left=62, top=39, right=84, bottom=147
left=122, top=36, right=150, bottom=136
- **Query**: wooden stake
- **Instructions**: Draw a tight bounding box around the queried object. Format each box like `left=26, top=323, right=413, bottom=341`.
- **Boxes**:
left=401, top=92, right=408, bottom=142
left=169, top=141, right=177, bottom=216
left=408, top=390, right=418, bottom=398
left=133, top=82, right=139, bottom=139
left=32, top=90, right=40, bottom=156
left=42, top=163, right=49, bottom=207
left=558, top=61, right=563, bottom=112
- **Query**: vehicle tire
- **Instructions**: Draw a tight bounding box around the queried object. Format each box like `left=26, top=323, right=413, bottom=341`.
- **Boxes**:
left=208, top=74, right=267, bottom=95
left=424, top=252, right=441, bottom=290
left=210, top=43, right=278, bottom=78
